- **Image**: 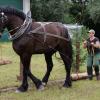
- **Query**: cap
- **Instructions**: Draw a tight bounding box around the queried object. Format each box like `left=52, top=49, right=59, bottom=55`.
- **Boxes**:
left=88, top=29, right=95, bottom=34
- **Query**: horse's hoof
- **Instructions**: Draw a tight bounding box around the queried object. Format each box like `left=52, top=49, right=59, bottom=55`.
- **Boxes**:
left=63, top=80, right=72, bottom=88
left=15, top=86, right=28, bottom=93
left=15, top=88, right=27, bottom=93
left=42, top=82, right=46, bottom=86
left=63, top=83, right=72, bottom=88
left=63, top=84, right=72, bottom=88
left=15, top=89, right=22, bottom=93
left=38, top=84, right=45, bottom=91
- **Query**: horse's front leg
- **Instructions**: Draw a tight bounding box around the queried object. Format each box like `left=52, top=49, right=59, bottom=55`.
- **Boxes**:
left=42, top=53, right=53, bottom=86
left=16, top=54, right=31, bottom=92
left=28, top=69, right=44, bottom=90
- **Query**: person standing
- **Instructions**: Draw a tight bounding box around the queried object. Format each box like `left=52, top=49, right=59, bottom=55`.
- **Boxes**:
left=83, top=29, right=100, bottom=80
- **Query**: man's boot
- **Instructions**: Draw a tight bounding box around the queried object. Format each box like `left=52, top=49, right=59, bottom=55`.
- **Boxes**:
left=94, top=66, right=100, bottom=80
left=87, top=66, right=93, bottom=80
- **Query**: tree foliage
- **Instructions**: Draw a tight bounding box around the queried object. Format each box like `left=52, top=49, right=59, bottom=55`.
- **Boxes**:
left=69, top=0, right=89, bottom=24
left=69, top=0, right=100, bottom=26
left=31, top=0, right=66, bottom=22
left=87, top=0, right=100, bottom=24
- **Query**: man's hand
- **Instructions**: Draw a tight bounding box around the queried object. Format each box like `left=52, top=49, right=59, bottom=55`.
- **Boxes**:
left=83, top=40, right=87, bottom=48
left=91, top=42, right=94, bottom=46
left=83, top=40, right=87, bottom=44
left=91, top=41, right=100, bottom=48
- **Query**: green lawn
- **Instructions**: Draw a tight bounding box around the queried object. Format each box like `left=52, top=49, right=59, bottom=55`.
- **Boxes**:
left=0, top=80, right=100, bottom=100
left=0, top=42, right=100, bottom=100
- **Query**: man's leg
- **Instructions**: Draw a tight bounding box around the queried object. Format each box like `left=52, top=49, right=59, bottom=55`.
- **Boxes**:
left=87, top=55, right=93, bottom=80
left=94, top=66, right=100, bottom=80
left=93, top=53, right=100, bottom=80
left=87, top=66, right=93, bottom=80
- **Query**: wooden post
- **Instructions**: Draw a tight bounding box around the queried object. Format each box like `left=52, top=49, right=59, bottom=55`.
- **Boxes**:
left=75, top=23, right=81, bottom=73
left=17, top=60, right=31, bottom=81
left=17, top=60, right=23, bottom=81
left=75, top=42, right=80, bottom=73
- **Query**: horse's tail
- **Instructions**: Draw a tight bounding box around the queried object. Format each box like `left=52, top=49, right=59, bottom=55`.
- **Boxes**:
left=64, top=26, right=73, bottom=63
left=63, top=26, right=71, bottom=41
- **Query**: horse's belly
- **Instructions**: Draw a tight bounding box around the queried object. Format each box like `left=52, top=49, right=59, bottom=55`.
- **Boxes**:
left=33, top=44, right=56, bottom=54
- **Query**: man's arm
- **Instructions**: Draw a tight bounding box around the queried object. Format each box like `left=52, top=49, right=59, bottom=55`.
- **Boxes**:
left=91, top=41, right=100, bottom=48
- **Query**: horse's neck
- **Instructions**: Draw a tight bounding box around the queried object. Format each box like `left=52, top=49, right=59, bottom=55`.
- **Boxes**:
left=7, top=16, right=24, bottom=34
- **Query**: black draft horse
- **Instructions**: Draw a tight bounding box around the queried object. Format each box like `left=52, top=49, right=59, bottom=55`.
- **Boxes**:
left=0, top=7, right=73, bottom=92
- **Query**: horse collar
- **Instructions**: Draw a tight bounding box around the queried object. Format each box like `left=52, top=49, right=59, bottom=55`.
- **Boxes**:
left=9, top=16, right=32, bottom=41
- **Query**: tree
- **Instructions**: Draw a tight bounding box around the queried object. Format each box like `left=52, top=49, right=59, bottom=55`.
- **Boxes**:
left=68, top=0, right=90, bottom=72
left=70, top=0, right=100, bottom=30
left=30, top=0, right=70, bottom=22
left=69, top=0, right=89, bottom=24
left=87, top=0, right=100, bottom=24
left=83, top=0, right=100, bottom=39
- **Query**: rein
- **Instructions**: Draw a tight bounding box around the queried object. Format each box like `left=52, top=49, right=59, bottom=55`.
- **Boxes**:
left=8, top=25, right=23, bottom=33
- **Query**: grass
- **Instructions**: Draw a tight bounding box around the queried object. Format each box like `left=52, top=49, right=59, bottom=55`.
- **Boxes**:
left=0, top=42, right=19, bottom=88
left=1, top=42, right=100, bottom=100
left=0, top=80, right=100, bottom=100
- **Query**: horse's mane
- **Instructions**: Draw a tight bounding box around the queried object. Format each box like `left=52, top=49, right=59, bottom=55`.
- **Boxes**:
left=0, top=6, right=26, bottom=20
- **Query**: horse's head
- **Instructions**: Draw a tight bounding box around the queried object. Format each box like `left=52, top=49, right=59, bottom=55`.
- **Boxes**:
left=0, top=12, right=8, bottom=37
left=0, top=7, right=26, bottom=39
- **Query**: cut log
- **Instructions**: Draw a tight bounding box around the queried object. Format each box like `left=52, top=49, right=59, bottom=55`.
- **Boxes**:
left=71, top=72, right=95, bottom=81
left=0, top=59, right=12, bottom=65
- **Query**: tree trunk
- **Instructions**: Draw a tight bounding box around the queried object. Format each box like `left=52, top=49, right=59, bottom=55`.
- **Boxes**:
left=75, top=42, right=80, bottom=72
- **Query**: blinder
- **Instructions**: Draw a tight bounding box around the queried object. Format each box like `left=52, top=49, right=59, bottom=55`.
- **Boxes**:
left=0, top=12, right=8, bottom=23
left=0, top=12, right=8, bottom=37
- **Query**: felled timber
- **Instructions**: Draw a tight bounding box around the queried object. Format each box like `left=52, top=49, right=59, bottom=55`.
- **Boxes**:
left=71, top=72, right=95, bottom=81
left=0, top=59, right=12, bottom=65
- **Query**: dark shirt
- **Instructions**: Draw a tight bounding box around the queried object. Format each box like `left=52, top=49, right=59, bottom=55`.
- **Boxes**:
left=86, top=37, right=100, bottom=55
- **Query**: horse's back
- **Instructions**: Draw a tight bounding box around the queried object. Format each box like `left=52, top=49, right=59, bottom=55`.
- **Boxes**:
left=32, top=22, right=69, bottom=38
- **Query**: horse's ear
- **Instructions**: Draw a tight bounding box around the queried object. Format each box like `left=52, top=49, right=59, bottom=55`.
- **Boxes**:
left=26, top=11, right=31, bottom=18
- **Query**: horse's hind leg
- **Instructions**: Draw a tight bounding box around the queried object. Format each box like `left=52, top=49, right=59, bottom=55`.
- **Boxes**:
left=42, top=53, right=53, bottom=85
left=59, top=52, right=72, bottom=87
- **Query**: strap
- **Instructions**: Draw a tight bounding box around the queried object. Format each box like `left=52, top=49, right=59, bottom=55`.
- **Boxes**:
left=30, top=31, right=70, bottom=41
